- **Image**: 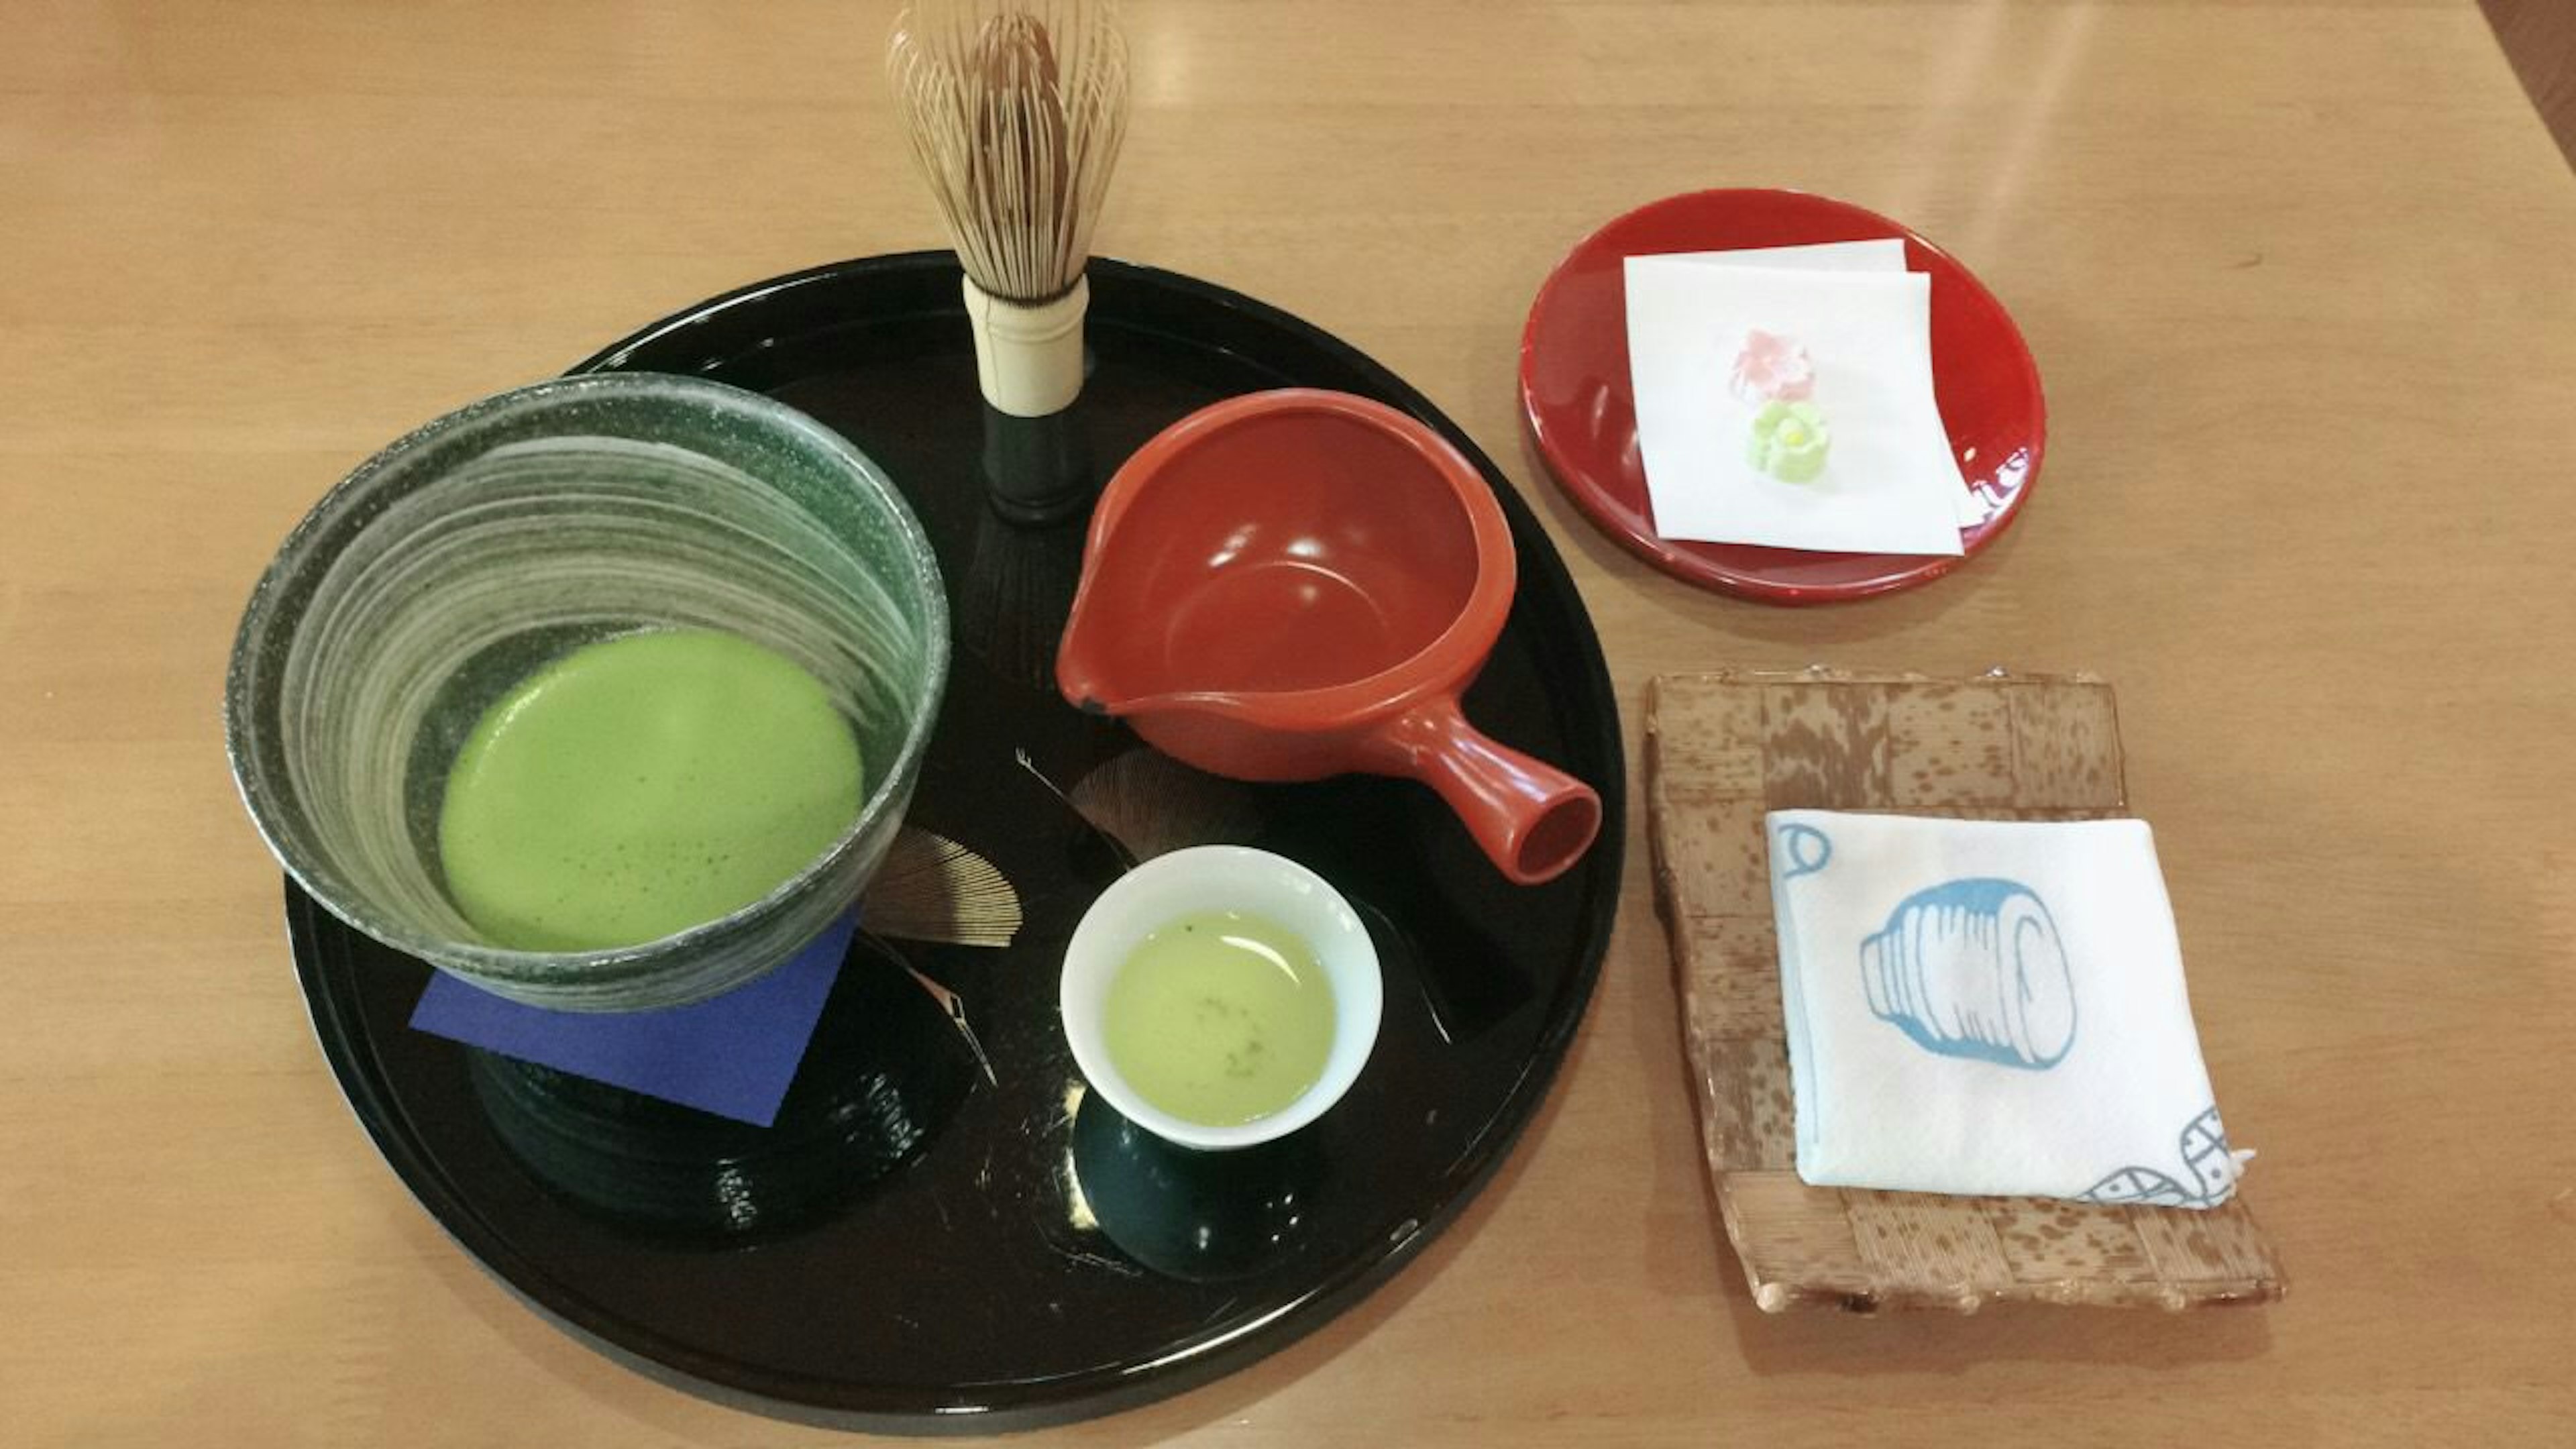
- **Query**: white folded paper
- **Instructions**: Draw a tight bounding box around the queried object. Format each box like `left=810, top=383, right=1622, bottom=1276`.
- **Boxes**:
left=1766, top=810, right=2247, bottom=1207
left=1660, top=239, right=1910, bottom=274
left=1624, top=245, right=1968, bottom=555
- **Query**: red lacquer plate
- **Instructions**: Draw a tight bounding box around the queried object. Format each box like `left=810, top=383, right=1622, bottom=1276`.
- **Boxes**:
left=1519, top=189, right=2045, bottom=604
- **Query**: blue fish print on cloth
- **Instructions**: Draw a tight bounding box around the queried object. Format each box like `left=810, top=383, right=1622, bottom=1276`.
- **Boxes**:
left=2077, top=1106, right=2239, bottom=1207
left=1861, top=878, right=2076, bottom=1070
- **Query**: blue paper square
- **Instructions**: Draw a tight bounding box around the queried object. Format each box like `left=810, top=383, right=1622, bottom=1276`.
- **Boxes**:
left=409, top=915, right=856, bottom=1127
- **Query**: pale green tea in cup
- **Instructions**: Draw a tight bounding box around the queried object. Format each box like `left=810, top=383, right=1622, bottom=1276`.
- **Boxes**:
left=1102, top=909, right=1338, bottom=1128
left=1060, top=846, right=1385, bottom=1152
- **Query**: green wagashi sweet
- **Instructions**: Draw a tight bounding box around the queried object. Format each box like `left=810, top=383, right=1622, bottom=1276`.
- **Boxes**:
left=1748, top=400, right=1831, bottom=483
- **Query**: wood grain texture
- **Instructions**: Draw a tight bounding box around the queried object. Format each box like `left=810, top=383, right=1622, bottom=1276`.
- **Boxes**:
left=6, top=1, right=2576, bottom=1444
left=1647, top=669, right=2285, bottom=1312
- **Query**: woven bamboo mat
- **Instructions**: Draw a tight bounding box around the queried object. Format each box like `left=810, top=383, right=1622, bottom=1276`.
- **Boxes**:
left=1645, top=668, right=2285, bottom=1311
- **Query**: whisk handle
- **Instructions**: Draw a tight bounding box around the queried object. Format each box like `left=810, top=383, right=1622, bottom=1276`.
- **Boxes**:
left=964, top=274, right=1089, bottom=417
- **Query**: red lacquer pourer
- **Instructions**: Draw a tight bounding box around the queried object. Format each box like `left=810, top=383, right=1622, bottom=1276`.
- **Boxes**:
left=1055, top=389, right=1602, bottom=885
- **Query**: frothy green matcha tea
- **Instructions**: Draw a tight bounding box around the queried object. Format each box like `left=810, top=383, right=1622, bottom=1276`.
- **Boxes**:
left=437, top=629, right=864, bottom=952
left=1104, top=910, right=1337, bottom=1126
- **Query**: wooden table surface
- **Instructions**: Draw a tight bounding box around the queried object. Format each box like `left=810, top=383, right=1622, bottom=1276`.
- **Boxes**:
left=6, top=1, right=2573, bottom=1443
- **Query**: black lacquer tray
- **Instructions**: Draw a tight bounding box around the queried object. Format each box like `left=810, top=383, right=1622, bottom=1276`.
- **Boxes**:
left=289, top=254, right=1625, bottom=1432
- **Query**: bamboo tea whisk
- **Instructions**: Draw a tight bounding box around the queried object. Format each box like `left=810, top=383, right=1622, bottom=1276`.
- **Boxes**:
left=888, top=0, right=1132, bottom=418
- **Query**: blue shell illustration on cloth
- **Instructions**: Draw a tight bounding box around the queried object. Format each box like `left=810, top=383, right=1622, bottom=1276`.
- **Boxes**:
left=1861, top=878, right=2076, bottom=1070
left=2077, top=1106, right=2239, bottom=1208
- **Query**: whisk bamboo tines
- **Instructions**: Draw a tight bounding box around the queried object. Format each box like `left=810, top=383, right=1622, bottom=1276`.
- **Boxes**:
left=888, top=0, right=1131, bottom=418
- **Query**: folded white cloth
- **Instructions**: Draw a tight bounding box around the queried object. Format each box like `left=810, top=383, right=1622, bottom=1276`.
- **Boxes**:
left=1766, top=810, right=2245, bottom=1207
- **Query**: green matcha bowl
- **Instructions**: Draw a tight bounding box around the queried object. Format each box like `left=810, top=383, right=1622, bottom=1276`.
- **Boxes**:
left=225, top=374, right=950, bottom=1011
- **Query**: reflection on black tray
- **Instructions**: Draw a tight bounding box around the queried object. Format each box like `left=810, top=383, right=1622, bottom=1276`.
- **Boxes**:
left=979, top=407, right=1097, bottom=526
left=1070, top=1086, right=1324, bottom=1283
left=466, top=934, right=974, bottom=1245
left=960, top=501, right=1087, bottom=695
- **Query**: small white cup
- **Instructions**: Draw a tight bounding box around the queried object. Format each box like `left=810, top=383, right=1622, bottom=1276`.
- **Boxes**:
left=1060, top=845, right=1383, bottom=1151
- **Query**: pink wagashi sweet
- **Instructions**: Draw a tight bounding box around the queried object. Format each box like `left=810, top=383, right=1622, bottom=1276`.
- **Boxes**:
left=1730, top=329, right=1815, bottom=403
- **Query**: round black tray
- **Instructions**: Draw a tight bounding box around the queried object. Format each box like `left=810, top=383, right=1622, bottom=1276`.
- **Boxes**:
left=290, top=254, right=1625, bottom=1432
